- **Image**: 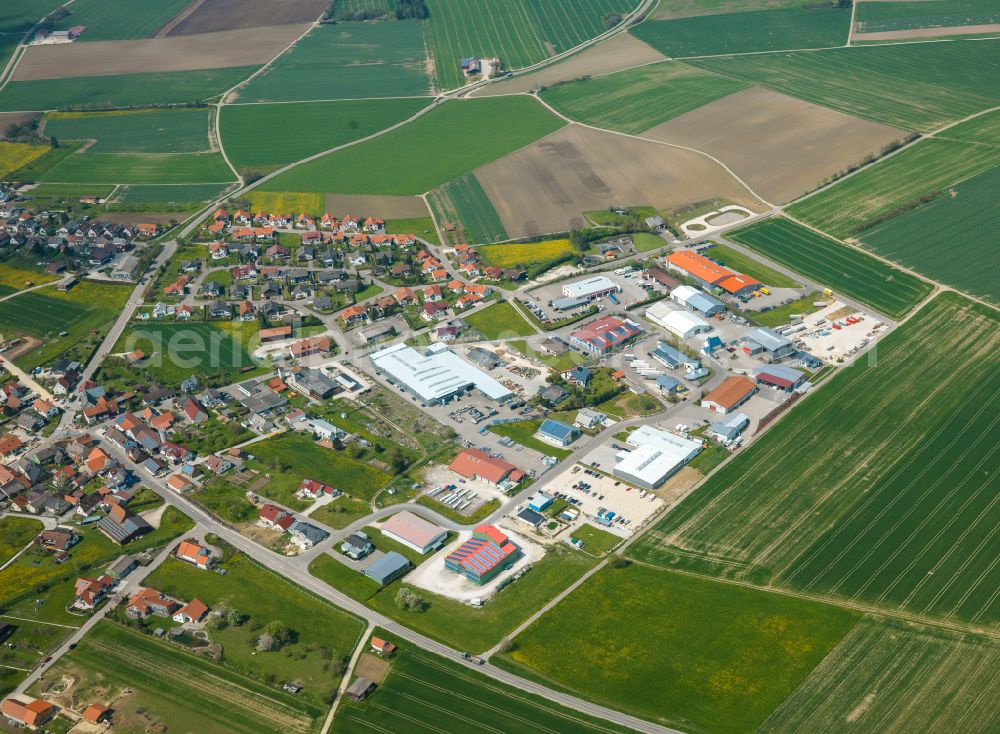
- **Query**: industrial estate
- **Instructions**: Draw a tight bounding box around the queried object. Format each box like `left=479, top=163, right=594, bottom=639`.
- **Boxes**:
left=0, top=0, right=995, bottom=733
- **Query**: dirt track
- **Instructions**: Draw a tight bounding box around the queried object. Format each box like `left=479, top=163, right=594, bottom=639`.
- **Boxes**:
left=13, top=25, right=309, bottom=80
left=165, top=0, right=330, bottom=36
left=643, top=86, right=905, bottom=204
left=324, top=193, right=430, bottom=219
left=474, top=123, right=764, bottom=239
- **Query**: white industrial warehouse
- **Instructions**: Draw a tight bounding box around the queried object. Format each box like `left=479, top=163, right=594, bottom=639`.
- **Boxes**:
left=370, top=342, right=513, bottom=405
left=562, top=275, right=621, bottom=300
left=646, top=302, right=711, bottom=339
left=612, top=425, right=703, bottom=489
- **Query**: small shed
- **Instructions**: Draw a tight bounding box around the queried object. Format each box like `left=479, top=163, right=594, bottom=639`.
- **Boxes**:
left=346, top=677, right=376, bottom=702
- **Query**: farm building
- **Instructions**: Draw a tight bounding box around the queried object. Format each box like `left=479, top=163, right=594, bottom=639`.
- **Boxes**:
left=612, top=425, right=702, bottom=490
left=670, top=285, right=725, bottom=317
left=568, top=316, right=642, bottom=355
left=346, top=677, right=377, bottom=701
left=0, top=698, right=56, bottom=728
left=650, top=341, right=700, bottom=371
left=702, top=375, right=758, bottom=414
left=666, top=250, right=761, bottom=296
left=646, top=302, right=711, bottom=339
left=448, top=448, right=523, bottom=487
left=710, top=412, right=750, bottom=443
left=561, top=275, right=620, bottom=300
left=444, top=525, right=521, bottom=586
left=370, top=342, right=513, bottom=405
left=535, top=419, right=579, bottom=448
left=363, top=552, right=411, bottom=585
left=755, top=364, right=807, bottom=392
left=380, top=511, right=448, bottom=554
left=743, top=327, right=796, bottom=360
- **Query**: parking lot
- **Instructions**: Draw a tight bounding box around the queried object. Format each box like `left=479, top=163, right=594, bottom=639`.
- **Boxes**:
left=421, top=465, right=509, bottom=517
left=522, top=271, right=652, bottom=322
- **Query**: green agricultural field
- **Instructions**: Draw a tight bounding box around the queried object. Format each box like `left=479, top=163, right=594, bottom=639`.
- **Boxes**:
left=112, top=182, right=234, bottom=205
left=31, top=622, right=326, bottom=734
left=540, top=61, right=748, bottom=134
left=385, top=216, right=439, bottom=244
left=427, top=173, right=508, bottom=243
left=331, top=636, right=636, bottom=734
left=476, top=238, right=575, bottom=273
left=221, top=99, right=426, bottom=173
left=36, top=151, right=235, bottom=184
left=0, top=279, right=133, bottom=370
left=632, top=6, right=851, bottom=57
left=787, top=139, right=1000, bottom=238
left=855, top=0, right=1000, bottom=34
left=258, top=97, right=563, bottom=195
left=0, top=33, right=21, bottom=71
left=44, top=108, right=212, bottom=153
left=488, top=420, right=573, bottom=459
left=729, top=219, right=931, bottom=318
left=937, top=107, right=1000, bottom=146
left=52, top=0, right=192, bottom=41
left=705, top=242, right=800, bottom=287
left=0, top=0, right=66, bottom=33
left=463, top=301, right=535, bottom=339
left=429, top=0, right=637, bottom=90
left=860, top=165, right=1000, bottom=305
left=761, top=615, right=1000, bottom=734
left=0, top=66, right=258, bottom=112
left=3, top=142, right=83, bottom=180
left=652, top=0, right=806, bottom=19
left=632, top=293, right=1000, bottom=629
left=21, top=182, right=116, bottom=200
left=690, top=40, right=1000, bottom=131
left=498, top=565, right=859, bottom=734
left=238, top=22, right=432, bottom=102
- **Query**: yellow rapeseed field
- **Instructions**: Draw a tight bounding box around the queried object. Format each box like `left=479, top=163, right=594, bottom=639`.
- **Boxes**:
left=247, top=190, right=323, bottom=215
left=477, top=238, right=573, bottom=268
left=0, top=141, right=51, bottom=178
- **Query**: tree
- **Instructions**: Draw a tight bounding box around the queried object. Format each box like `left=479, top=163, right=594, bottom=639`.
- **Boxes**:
left=256, top=632, right=277, bottom=652
left=265, top=619, right=292, bottom=646
left=395, top=588, right=425, bottom=612
left=49, top=136, right=59, bottom=149
left=226, top=609, right=247, bottom=627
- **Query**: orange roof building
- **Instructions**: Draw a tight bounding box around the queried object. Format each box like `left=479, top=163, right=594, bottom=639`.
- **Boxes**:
left=701, top=375, right=758, bottom=414
left=448, top=448, right=521, bottom=486
left=1, top=698, right=56, bottom=727
left=83, top=703, right=111, bottom=723
left=666, top=250, right=761, bottom=296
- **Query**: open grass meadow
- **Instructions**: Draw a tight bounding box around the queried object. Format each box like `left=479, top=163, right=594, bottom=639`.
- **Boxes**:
left=761, top=615, right=1000, bottom=734
left=854, top=0, right=1000, bottom=34
left=631, top=293, right=1000, bottom=629
left=488, top=420, right=573, bottom=459
left=0, top=141, right=51, bottom=178
left=463, top=301, right=535, bottom=339
left=498, top=564, right=860, bottom=734
left=32, top=621, right=326, bottom=734
left=258, top=97, right=564, bottom=195
left=540, top=61, right=748, bottom=134
left=0, top=66, right=259, bottom=112
left=331, top=636, right=636, bottom=734
left=51, top=0, right=192, bottom=41
left=632, top=5, right=851, bottom=57
left=569, top=523, right=621, bottom=556
left=787, top=139, right=1000, bottom=238
left=860, top=164, right=1000, bottom=305
left=0, top=258, right=57, bottom=295
left=427, top=173, right=508, bottom=243
left=44, top=108, right=212, bottom=153
left=477, top=238, right=575, bottom=269
left=0, top=517, right=43, bottom=565
left=238, top=22, right=432, bottom=102
left=222, top=98, right=426, bottom=173
left=36, top=150, right=235, bottom=184
left=0, top=279, right=133, bottom=370
left=690, top=39, right=1000, bottom=132
left=729, top=218, right=932, bottom=318
left=386, top=215, right=439, bottom=244
left=112, top=182, right=233, bottom=206
left=704, top=242, right=800, bottom=287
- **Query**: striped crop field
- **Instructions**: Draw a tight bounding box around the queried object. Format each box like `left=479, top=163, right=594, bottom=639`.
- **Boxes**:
left=427, top=173, right=508, bottom=243
left=630, top=292, right=1000, bottom=630
left=728, top=218, right=931, bottom=318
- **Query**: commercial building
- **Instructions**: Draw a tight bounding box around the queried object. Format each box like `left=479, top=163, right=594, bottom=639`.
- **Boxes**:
left=650, top=341, right=700, bottom=371
left=364, top=552, right=410, bottom=585
left=111, top=254, right=140, bottom=281
left=527, top=492, right=554, bottom=512
left=710, top=412, right=749, bottom=443
left=612, top=425, right=702, bottom=489
left=370, top=342, right=513, bottom=405
left=755, top=364, right=807, bottom=392
left=448, top=448, right=523, bottom=487
left=665, top=250, right=761, bottom=296
left=568, top=316, right=642, bottom=355
left=380, top=511, right=448, bottom=554
left=561, top=275, right=620, bottom=300
left=670, top=285, right=725, bottom=317
left=444, top=525, right=521, bottom=585
left=535, top=419, right=579, bottom=448
left=743, top=327, right=796, bottom=360
left=702, top=375, right=758, bottom=414
left=646, top=302, right=711, bottom=339
left=515, top=507, right=545, bottom=527
left=551, top=296, right=588, bottom=311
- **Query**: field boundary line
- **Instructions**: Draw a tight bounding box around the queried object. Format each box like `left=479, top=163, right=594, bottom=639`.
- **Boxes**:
left=224, top=95, right=435, bottom=106
left=319, top=621, right=372, bottom=734
left=0, top=614, right=80, bottom=629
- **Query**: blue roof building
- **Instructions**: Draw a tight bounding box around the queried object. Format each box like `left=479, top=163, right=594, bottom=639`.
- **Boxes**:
left=364, top=551, right=411, bottom=585
left=651, top=341, right=699, bottom=370
left=710, top=412, right=750, bottom=443
left=535, top=419, right=579, bottom=448
left=656, top=375, right=682, bottom=394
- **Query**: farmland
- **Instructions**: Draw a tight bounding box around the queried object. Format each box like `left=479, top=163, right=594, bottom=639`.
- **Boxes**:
left=238, top=22, right=432, bottom=102
left=728, top=218, right=932, bottom=318
left=0, top=141, right=50, bottom=178
left=787, top=139, right=1000, bottom=238
left=498, top=564, right=859, bottom=734
left=854, top=0, right=1000, bottom=34
left=43, top=108, right=212, bottom=153
left=427, top=173, right=508, bottom=243
left=631, top=6, right=851, bottom=57
left=247, top=191, right=324, bottom=215
left=860, top=164, right=1000, bottom=305
left=651, top=0, right=806, bottom=19
left=163, top=0, right=329, bottom=35
left=690, top=40, right=1000, bottom=131
left=0, top=66, right=259, bottom=112
left=477, top=238, right=575, bottom=273
left=540, top=61, right=749, bottom=134
left=330, top=636, right=635, bottom=734
left=463, top=301, right=535, bottom=340
left=37, top=152, right=235, bottom=185
left=258, top=97, right=564, bottom=195
left=221, top=99, right=426, bottom=173
left=0, top=259, right=57, bottom=295
left=112, top=182, right=234, bottom=206
left=51, top=0, right=193, bottom=42
left=631, top=293, right=1000, bottom=629
left=706, top=242, right=800, bottom=287
left=0, top=1, right=66, bottom=33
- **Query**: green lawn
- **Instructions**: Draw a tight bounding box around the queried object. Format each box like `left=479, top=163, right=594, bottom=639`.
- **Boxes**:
left=498, top=564, right=859, bottom=734
left=309, top=553, right=383, bottom=602
left=52, top=0, right=192, bottom=41
left=508, top=339, right=587, bottom=371
left=569, top=523, right=621, bottom=556
left=0, top=517, right=43, bottom=565
left=463, top=301, right=534, bottom=339
left=690, top=39, right=1000, bottom=132
left=113, top=182, right=233, bottom=205
left=749, top=291, right=822, bottom=328
left=308, top=495, right=373, bottom=530
left=385, top=216, right=439, bottom=245
left=632, top=232, right=667, bottom=252
left=258, top=96, right=564, bottom=195
left=44, top=108, right=212, bottom=153
left=540, top=61, right=748, bottom=134
left=0, top=66, right=259, bottom=112
left=427, top=173, right=508, bottom=243
left=854, top=0, right=1000, bottom=33
left=728, top=218, right=932, bottom=318
left=488, top=420, right=573, bottom=459
left=632, top=293, right=1000, bottom=628
left=239, top=22, right=432, bottom=102
left=330, top=634, right=637, bottom=734
left=705, top=242, right=800, bottom=287
left=37, top=151, right=235, bottom=184
left=222, top=98, right=426, bottom=173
